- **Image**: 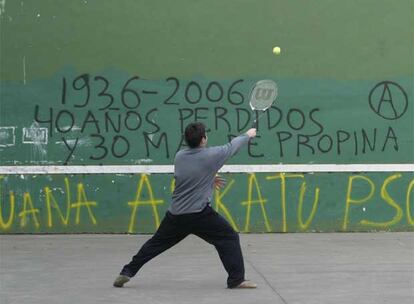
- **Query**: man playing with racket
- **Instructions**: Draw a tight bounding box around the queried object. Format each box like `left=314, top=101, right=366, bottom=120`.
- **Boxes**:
left=114, top=123, right=258, bottom=289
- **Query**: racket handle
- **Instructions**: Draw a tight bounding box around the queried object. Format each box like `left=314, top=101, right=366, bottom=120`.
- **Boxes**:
left=251, top=119, right=258, bottom=129
left=252, top=110, right=267, bottom=129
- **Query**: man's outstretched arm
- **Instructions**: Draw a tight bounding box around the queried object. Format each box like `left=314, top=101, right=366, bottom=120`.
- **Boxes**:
left=209, top=128, right=257, bottom=170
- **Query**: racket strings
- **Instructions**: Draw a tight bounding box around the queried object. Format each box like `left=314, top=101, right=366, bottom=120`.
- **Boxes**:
left=249, top=80, right=278, bottom=111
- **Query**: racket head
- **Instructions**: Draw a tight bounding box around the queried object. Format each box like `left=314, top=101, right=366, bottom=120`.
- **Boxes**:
left=249, top=79, right=278, bottom=111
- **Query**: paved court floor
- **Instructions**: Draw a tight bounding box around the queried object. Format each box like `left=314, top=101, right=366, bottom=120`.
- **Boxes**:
left=1, top=233, right=413, bottom=304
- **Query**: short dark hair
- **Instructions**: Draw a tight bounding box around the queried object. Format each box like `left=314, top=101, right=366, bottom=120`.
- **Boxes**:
left=184, top=122, right=206, bottom=148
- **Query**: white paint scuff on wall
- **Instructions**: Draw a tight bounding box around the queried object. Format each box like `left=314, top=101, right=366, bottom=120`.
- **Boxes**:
left=56, top=125, right=82, bottom=132
left=22, top=56, right=26, bottom=84
left=0, top=0, right=6, bottom=16
left=0, top=126, right=16, bottom=147
left=135, top=159, right=153, bottom=165
left=55, top=137, right=93, bottom=147
left=23, top=122, right=48, bottom=160
left=22, top=125, right=48, bottom=144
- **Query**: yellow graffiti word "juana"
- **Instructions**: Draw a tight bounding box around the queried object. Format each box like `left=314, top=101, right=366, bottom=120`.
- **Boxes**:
left=0, top=176, right=97, bottom=230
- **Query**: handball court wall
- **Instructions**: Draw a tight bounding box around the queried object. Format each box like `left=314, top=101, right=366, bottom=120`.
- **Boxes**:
left=0, top=0, right=413, bottom=233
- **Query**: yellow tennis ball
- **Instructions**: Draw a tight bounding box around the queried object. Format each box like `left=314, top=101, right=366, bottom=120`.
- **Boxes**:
left=273, top=46, right=281, bottom=55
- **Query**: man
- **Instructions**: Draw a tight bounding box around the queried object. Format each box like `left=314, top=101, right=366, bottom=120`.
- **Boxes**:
left=114, top=122, right=257, bottom=289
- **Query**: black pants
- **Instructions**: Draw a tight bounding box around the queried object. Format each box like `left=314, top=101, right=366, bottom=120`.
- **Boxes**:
left=120, top=205, right=245, bottom=288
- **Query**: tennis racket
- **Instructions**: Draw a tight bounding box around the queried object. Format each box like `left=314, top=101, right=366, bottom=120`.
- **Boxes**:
left=249, top=79, right=278, bottom=128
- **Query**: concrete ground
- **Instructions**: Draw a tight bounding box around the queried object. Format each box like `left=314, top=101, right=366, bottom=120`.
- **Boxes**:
left=0, top=233, right=413, bottom=304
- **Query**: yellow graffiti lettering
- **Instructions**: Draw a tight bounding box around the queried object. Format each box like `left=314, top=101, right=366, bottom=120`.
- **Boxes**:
left=45, top=178, right=71, bottom=227
left=0, top=177, right=15, bottom=230
left=266, top=173, right=304, bottom=232
left=342, top=175, right=375, bottom=231
left=297, top=182, right=320, bottom=230
left=214, top=179, right=239, bottom=231
left=71, top=183, right=97, bottom=225
left=361, top=174, right=403, bottom=228
left=19, top=192, right=40, bottom=228
left=170, top=178, right=175, bottom=193
left=242, top=174, right=271, bottom=232
left=128, top=174, right=164, bottom=233
left=407, top=179, right=414, bottom=226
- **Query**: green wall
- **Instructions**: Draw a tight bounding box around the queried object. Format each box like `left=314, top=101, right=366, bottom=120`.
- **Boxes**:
left=1, top=0, right=412, bottom=80
left=1, top=173, right=414, bottom=233
left=0, top=0, right=413, bottom=233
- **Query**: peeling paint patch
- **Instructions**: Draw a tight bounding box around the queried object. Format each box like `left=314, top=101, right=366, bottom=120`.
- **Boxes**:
left=55, top=137, right=92, bottom=147
left=0, top=127, right=16, bottom=147
left=0, top=0, right=6, bottom=16
left=22, top=56, right=26, bottom=85
left=24, top=122, right=48, bottom=161
left=23, top=125, right=48, bottom=144
left=134, top=159, right=153, bottom=165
